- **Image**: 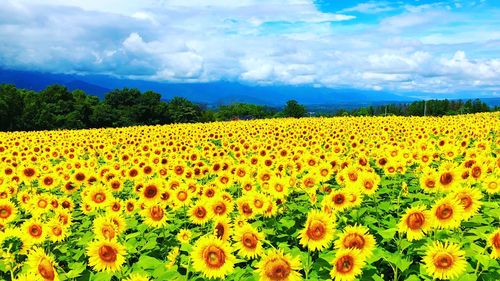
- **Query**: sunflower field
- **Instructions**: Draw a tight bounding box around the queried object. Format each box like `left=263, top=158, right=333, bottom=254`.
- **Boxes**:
left=0, top=112, right=499, bottom=281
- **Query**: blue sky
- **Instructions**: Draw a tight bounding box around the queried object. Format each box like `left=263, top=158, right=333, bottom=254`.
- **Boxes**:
left=0, top=0, right=499, bottom=97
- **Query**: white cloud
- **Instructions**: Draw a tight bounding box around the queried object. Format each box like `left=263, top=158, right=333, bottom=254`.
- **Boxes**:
left=0, top=0, right=499, bottom=96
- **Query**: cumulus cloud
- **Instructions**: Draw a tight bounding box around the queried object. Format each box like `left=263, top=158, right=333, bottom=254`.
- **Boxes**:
left=0, top=0, right=499, bottom=95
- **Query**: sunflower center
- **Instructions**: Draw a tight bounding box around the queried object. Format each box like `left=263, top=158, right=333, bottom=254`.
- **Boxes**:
left=215, top=223, right=225, bottom=239
left=52, top=225, right=62, bottom=236
left=177, top=191, right=187, bottom=201
left=102, top=224, right=116, bottom=240
left=458, top=194, right=473, bottom=209
left=307, top=220, right=326, bottom=240
left=203, top=246, right=226, bottom=268
left=29, top=225, right=43, bottom=238
left=254, top=199, right=264, bottom=208
left=425, top=179, right=436, bottom=188
left=333, top=194, right=345, bottom=205
left=0, top=207, right=11, bottom=218
left=144, top=185, right=158, bottom=198
left=38, top=199, right=48, bottom=208
left=471, top=166, right=481, bottom=178
left=406, top=212, right=425, bottom=230
left=493, top=233, right=500, bottom=249
left=150, top=206, right=164, bottom=221
left=214, top=203, right=226, bottom=215
left=242, top=232, right=258, bottom=249
left=38, top=257, right=55, bottom=280
left=440, top=173, right=453, bottom=185
left=434, top=253, right=454, bottom=269
left=195, top=207, right=206, bottom=218
left=364, top=180, right=374, bottom=190
left=24, top=168, right=35, bottom=177
left=343, top=233, right=365, bottom=249
left=436, top=204, right=453, bottom=220
left=348, top=172, right=358, bottom=182
left=265, top=258, right=291, bottom=280
left=93, top=192, right=106, bottom=203
left=75, top=173, right=85, bottom=181
left=99, top=245, right=117, bottom=263
left=242, top=203, right=253, bottom=215
left=44, top=177, right=54, bottom=185
left=336, top=255, right=354, bottom=274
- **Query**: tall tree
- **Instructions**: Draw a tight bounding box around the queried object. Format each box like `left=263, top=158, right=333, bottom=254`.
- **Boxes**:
left=283, top=100, right=306, bottom=118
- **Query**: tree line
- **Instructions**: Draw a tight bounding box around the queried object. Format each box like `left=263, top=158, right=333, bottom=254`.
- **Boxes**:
left=0, top=84, right=307, bottom=131
left=0, top=83, right=496, bottom=131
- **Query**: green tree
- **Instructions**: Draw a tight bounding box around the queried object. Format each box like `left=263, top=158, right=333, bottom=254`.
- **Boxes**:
left=168, top=96, right=202, bottom=123
left=283, top=100, right=306, bottom=118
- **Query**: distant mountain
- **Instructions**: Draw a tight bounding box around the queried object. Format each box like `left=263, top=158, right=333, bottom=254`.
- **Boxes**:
left=0, top=68, right=423, bottom=107
left=0, top=69, right=109, bottom=98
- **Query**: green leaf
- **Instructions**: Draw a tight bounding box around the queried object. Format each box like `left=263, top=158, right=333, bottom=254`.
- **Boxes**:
left=379, top=228, right=397, bottom=241
left=135, top=255, right=164, bottom=270
left=92, top=271, right=112, bottom=281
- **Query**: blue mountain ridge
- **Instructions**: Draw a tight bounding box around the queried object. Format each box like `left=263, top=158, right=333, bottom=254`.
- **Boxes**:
left=1, top=68, right=498, bottom=107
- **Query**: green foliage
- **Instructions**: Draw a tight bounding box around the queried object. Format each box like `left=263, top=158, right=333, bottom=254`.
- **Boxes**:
left=283, top=99, right=307, bottom=118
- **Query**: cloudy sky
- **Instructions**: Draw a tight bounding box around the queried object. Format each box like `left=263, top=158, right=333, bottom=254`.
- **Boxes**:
left=1, top=0, right=499, bottom=96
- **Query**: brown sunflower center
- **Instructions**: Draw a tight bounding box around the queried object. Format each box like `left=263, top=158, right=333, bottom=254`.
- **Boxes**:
left=93, top=192, right=106, bottom=203
left=425, top=179, right=436, bottom=188
left=144, top=185, right=158, bottom=198
left=343, top=233, right=365, bottom=249
left=333, top=194, right=345, bottom=205
left=177, top=191, right=187, bottom=201
left=99, top=245, right=117, bottom=263
left=265, top=258, right=291, bottom=280
left=492, top=233, right=500, bottom=249
left=38, top=257, right=55, bottom=280
left=458, top=194, right=473, bottom=209
left=194, top=207, right=206, bottom=218
left=336, top=255, right=354, bottom=274
left=29, top=224, right=43, bottom=238
left=214, top=203, right=226, bottom=215
left=242, top=232, right=258, bottom=249
left=406, top=212, right=425, bottom=230
left=440, top=173, right=453, bottom=185
left=306, top=220, right=326, bottom=240
left=0, top=207, right=11, bottom=218
left=364, top=180, right=374, bottom=190
left=436, top=204, right=453, bottom=220
left=24, top=168, right=35, bottom=177
left=434, top=253, right=454, bottom=269
left=102, top=224, right=116, bottom=240
left=215, top=223, right=225, bottom=239
left=51, top=225, right=62, bottom=236
left=150, top=206, right=164, bottom=221
left=203, top=245, right=226, bottom=268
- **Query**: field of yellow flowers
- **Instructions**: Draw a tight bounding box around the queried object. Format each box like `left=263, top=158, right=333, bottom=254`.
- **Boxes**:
left=0, top=113, right=499, bottom=281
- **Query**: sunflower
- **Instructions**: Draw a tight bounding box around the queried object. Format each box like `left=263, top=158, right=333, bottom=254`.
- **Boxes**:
left=177, top=229, right=192, bottom=244
left=232, top=223, right=265, bottom=259
left=87, top=240, right=126, bottom=273
left=124, top=273, right=150, bottom=281
left=166, top=247, right=180, bottom=269
left=108, top=213, right=127, bottom=235
left=357, top=172, right=380, bottom=196
left=93, top=215, right=118, bottom=241
left=452, top=186, right=482, bottom=220
left=84, top=183, right=113, bottom=210
left=209, top=196, right=233, bottom=218
left=190, top=235, right=235, bottom=279
left=141, top=203, right=168, bottom=228
left=22, top=218, right=47, bottom=245
left=324, top=189, right=350, bottom=212
left=213, top=217, right=232, bottom=241
left=189, top=201, right=212, bottom=225
left=256, top=249, right=302, bottom=281
left=430, top=197, right=464, bottom=229
left=419, top=166, right=439, bottom=193
left=482, top=175, right=499, bottom=194
left=48, top=221, right=69, bottom=243
left=0, top=200, right=17, bottom=224
left=398, top=206, right=432, bottom=241
left=422, top=241, right=466, bottom=280
left=489, top=228, right=500, bottom=259
left=26, top=247, right=59, bottom=281
left=299, top=210, right=335, bottom=252
left=330, top=248, right=365, bottom=281
left=334, top=225, right=376, bottom=259
left=436, top=162, right=460, bottom=192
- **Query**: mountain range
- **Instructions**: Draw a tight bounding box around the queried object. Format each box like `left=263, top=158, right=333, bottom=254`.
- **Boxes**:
left=1, top=68, right=499, bottom=108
